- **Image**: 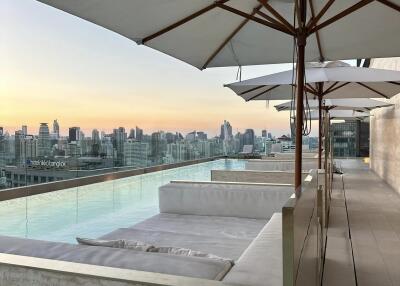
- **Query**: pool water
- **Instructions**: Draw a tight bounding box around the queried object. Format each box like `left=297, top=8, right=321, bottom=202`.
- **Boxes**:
left=0, top=159, right=245, bottom=243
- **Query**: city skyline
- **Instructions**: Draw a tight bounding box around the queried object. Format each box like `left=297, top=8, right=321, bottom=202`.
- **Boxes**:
left=1, top=0, right=295, bottom=136
left=0, top=120, right=290, bottom=139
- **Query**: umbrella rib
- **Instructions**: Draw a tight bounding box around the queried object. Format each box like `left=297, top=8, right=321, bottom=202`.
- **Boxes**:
left=239, top=85, right=266, bottom=95
left=255, top=10, right=293, bottom=33
left=201, top=5, right=263, bottom=70
left=257, top=0, right=295, bottom=33
left=323, top=82, right=350, bottom=95
left=323, top=81, right=339, bottom=94
left=308, top=0, right=325, bottom=62
left=308, top=0, right=374, bottom=35
left=376, top=0, right=400, bottom=12
left=142, top=0, right=229, bottom=44
left=306, top=83, right=318, bottom=94
left=356, top=82, right=389, bottom=99
left=217, top=4, right=294, bottom=35
left=246, top=85, right=280, bottom=101
left=388, top=81, right=400, bottom=86
left=306, top=0, right=336, bottom=30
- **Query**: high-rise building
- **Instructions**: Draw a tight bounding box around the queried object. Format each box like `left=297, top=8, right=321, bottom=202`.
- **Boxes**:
left=69, top=127, right=80, bottom=143
left=92, top=129, right=100, bottom=143
left=151, top=132, right=162, bottom=164
left=135, top=126, right=143, bottom=141
left=185, top=131, right=196, bottom=141
left=53, top=120, right=60, bottom=139
left=128, top=128, right=135, bottom=139
left=91, top=129, right=100, bottom=156
left=197, top=131, right=207, bottom=141
left=20, top=135, right=38, bottom=161
left=22, top=125, right=28, bottom=136
left=331, top=121, right=370, bottom=157
left=243, top=129, right=255, bottom=146
left=38, top=123, right=51, bottom=157
left=124, top=139, right=149, bottom=168
left=220, top=120, right=232, bottom=140
left=14, top=130, right=24, bottom=163
left=0, top=127, right=3, bottom=137
left=262, top=129, right=267, bottom=137
left=165, top=132, right=176, bottom=144
left=113, top=127, right=126, bottom=166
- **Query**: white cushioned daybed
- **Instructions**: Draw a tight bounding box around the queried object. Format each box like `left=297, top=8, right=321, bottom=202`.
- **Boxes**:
left=0, top=180, right=293, bottom=285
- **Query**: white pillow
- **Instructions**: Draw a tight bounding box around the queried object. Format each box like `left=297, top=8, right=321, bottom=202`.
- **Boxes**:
left=76, top=237, right=154, bottom=252
left=149, top=246, right=234, bottom=265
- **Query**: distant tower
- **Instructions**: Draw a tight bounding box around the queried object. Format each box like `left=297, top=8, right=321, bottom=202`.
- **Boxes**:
left=128, top=128, right=135, bottom=139
left=92, top=129, right=100, bottom=143
left=22, top=125, right=28, bottom=136
left=68, top=127, right=80, bottom=142
left=38, top=123, right=51, bottom=157
left=53, top=120, right=60, bottom=139
left=135, top=126, right=143, bottom=141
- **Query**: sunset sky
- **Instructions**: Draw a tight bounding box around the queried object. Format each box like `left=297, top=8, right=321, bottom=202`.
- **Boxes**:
left=2, top=0, right=308, bottom=137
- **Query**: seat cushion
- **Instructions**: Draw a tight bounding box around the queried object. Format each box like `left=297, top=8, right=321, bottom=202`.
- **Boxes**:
left=0, top=235, right=232, bottom=280
left=132, top=213, right=267, bottom=240
left=223, top=213, right=283, bottom=286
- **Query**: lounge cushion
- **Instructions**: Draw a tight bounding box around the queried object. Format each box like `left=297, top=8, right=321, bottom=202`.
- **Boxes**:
left=159, top=182, right=293, bottom=219
left=223, top=213, right=283, bottom=286
left=0, top=235, right=232, bottom=280
left=131, top=213, right=266, bottom=240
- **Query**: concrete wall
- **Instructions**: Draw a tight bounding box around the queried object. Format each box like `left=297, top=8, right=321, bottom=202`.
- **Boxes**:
left=369, top=58, right=400, bottom=195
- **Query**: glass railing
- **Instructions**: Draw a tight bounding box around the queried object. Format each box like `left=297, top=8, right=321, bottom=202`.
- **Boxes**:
left=0, top=159, right=245, bottom=243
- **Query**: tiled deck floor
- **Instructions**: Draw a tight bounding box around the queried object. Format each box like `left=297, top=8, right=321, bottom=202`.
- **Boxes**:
left=323, top=159, right=400, bottom=286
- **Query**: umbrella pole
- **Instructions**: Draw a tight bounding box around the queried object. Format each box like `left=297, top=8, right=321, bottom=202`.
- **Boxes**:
left=294, top=0, right=307, bottom=194
left=318, top=92, right=323, bottom=169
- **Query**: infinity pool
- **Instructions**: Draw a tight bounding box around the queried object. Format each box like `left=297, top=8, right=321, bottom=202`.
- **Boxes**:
left=0, top=159, right=245, bottom=243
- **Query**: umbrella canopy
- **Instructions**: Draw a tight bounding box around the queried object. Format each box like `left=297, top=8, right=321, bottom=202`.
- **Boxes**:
left=36, top=0, right=400, bottom=191
left=274, top=98, right=394, bottom=112
left=226, top=61, right=400, bottom=101
left=36, top=1, right=400, bottom=69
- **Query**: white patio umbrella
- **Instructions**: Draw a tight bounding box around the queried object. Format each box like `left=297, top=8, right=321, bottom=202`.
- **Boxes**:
left=274, top=98, right=394, bottom=112
left=226, top=61, right=400, bottom=168
left=37, top=0, right=400, bottom=191
left=226, top=61, right=400, bottom=102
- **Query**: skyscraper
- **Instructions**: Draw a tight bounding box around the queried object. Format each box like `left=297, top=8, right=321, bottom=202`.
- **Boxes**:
left=53, top=120, right=60, bottom=139
left=69, top=127, right=80, bottom=143
left=135, top=126, right=143, bottom=141
left=151, top=132, right=162, bottom=164
left=14, top=130, right=24, bottom=163
left=92, top=129, right=100, bottom=143
left=262, top=129, right=267, bottom=138
left=22, top=125, right=28, bottom=136
left=243, top=129, right=255, bottom=146
left=113, top=127, right=126, bottom=166
left=38, top=123, right=51, bottom=157
left=128, top=128, right=135, bottom=139
left=124, top=139, right=149, bottom=168
left=220, top=120, right=232, bottom=140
